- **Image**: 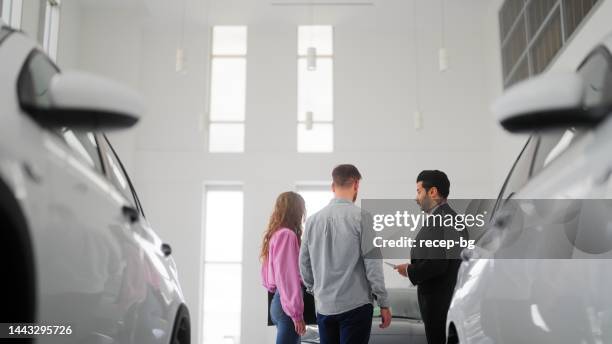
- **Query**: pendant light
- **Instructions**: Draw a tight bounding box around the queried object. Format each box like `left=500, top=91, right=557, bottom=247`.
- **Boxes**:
left=438, top=0, right=449, bottom=72
left=176, top=0, right=187, bottom=73
left=306, top=0, right=317, bottom=71
left=305, top=111, right=314, bottom=130
left=307, top=46, right=317, bottom=71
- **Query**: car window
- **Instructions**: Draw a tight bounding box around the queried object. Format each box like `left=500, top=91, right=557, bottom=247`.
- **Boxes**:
left=55, top=128, right=104, bottom=174
left=528, top=49, right=612, bottom=177
left=0, top=25, right=13, bottom=45
left=102, top=142, right=137, bottom=207
left=484, top=137, right=536, bottom=246
left=497, top=136, right=537, bottom=203
left=99, top=136, right=144, bottom=215
left=531, top=128, right=584, bottom=176
left=17, top=51, right=59, bottom=110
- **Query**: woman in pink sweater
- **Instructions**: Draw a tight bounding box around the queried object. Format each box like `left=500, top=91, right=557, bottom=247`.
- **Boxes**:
left=261, top=191, right=307, bottom=343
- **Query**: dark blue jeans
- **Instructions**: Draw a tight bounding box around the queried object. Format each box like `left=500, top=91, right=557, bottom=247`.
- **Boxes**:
left=316, top=303, right=373, bottom=344
left=270, top=291, right=300, bottom=344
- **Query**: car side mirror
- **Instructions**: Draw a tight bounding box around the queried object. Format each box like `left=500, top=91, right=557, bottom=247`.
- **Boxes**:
left=492, top=72, right=607, bottom=133
left=22, top=71, right=144, bottom=131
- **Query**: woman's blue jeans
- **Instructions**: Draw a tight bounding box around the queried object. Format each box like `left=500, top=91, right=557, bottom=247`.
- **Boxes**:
left=270, top=291, right=300, bottom=344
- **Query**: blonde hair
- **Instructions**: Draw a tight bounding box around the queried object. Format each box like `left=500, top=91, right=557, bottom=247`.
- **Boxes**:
left=260, top=191, right=305, bottom=261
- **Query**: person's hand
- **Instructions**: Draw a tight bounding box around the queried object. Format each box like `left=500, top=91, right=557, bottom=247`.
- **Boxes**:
left=293, top=319, right=306, bottom=336
left=394, top=263, right=409, bottom=277
left=379, top=307, right=392, bottom=329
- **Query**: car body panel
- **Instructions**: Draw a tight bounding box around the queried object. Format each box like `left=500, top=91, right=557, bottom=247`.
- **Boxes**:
left=448, top=34, right=612, bottom=344
left=300, top=288, right=427, bottom=344
left=0, top=28, right=186, bottom=344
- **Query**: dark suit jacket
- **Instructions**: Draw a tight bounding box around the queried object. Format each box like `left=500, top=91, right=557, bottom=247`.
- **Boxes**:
left=407, top=203, right=467, bottom=295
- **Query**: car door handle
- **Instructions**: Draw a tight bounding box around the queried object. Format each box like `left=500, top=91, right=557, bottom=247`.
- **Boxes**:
left=161, top=243, right=172, bottom=257
left=121, top=205, right=139, bottom=223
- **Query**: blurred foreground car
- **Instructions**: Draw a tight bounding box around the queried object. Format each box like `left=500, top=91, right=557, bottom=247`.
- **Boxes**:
left=447, top=33, right=612, bottom=343
left=301, top=288, right=426, bottom=344
left=0, top=22, right=190, bottom=344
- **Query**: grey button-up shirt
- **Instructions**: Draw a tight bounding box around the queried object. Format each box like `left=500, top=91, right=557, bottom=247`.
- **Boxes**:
left=299, top=198, right=389, bottom=315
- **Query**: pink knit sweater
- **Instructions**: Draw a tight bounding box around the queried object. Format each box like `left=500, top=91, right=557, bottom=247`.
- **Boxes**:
left=261, top=228, right=304, bottom=321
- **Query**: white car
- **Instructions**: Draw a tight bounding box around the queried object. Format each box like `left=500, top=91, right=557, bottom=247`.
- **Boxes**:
left=447, top=34, right=612, bottom=343
left=0, top=22, right=190, bottom=344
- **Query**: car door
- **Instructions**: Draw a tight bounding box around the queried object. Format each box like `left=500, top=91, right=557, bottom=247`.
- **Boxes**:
left=38, top=129, right=134, bottom=344
left=518, top=46, right=612, bottom=344
left=97, top=135, right=179, bottom=344
left=449, top=134, right=539, bottom=342
left=480, top=47, right=612, bottom=344
left=16, top=50, right=137, bottom=344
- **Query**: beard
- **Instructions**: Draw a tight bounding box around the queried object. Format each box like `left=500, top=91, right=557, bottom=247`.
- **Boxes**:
left=417, top=196, right=433, bottom=212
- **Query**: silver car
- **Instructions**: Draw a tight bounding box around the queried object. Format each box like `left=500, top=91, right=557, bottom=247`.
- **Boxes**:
left=301, top=288, right=427, bottom=344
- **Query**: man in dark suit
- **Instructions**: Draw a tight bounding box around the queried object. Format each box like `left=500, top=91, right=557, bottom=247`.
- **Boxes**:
left=394, top=170, right=467, bottom=344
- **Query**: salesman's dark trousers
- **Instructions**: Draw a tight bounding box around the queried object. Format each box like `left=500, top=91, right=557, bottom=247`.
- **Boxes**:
left=316, top=303, right=373, bottom=344
left=418, top=291, right=453, bottom=344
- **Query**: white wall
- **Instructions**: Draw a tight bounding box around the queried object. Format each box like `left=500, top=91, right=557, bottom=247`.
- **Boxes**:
left=481, top=0, right=527, bottom=189
left=54, top=0, right=517, bottom=342
left=55, top=0, right=79, bottom=69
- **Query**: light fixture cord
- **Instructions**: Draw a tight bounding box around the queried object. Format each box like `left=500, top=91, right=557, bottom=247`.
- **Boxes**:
left=310, top=0, right=315, bottom=43
left=180, top=0, right=187, bottom=48
left=440, top=0, right=446, bottom=48
left=413, top=0, right=420, bottom=110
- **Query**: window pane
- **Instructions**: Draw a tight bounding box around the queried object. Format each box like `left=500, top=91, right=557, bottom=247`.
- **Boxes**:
left=297, top=123, right=333, bottom=153
left=532, top=128, right=585, bottom=175
left=499, top=0, right=525, bottom=41
left=205, top=190, right=243, bottom=262
left=2, top=0, right=21, bottom=30
left=505, top=55, right=529, bottom=88
left=298, top=26, right=333, bottom=55
left=529, top=8, right=562, bottom=75
left=102, top=139, right=138, bottom=207
left=0, top=0, right=5, bottom=23
left=526, top=0, right=557, bottom=40
left=563, top=0, right=599, bottom=39
left=212, top=26, right=247, bottom=55
left=501, top=14, right=527, bottom=78
left=61, top=130, right=104, bottom=174
left=210, top=58, right=246, bottom=121
left=499, top=136, right=537, bottom=201
left=298, top=58, right=333, bottom=121
left=298, top=189, right=333, bottom=219
left=209, top=123, right=245, bottom=153
left=42, top=2, right=60, bottom=61
left=203, top=263, right=241, bottom=344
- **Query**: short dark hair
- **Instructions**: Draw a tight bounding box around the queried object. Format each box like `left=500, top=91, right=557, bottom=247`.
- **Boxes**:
left=417, top=170, right=450, bottom=198
left=332, top=164, right=362, bottom=187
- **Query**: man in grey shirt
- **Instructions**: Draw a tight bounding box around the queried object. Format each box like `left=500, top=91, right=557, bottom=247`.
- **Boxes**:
left=299, top=164, right=391, bottom=344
